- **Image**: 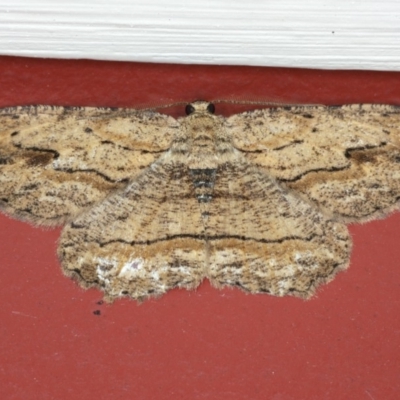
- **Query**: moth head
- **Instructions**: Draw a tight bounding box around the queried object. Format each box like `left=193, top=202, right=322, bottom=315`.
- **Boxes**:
left=185, top=101, right=215, bottom=116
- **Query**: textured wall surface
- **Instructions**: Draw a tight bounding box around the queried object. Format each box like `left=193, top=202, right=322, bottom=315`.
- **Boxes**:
left=0, top=56, right=399, bottom=400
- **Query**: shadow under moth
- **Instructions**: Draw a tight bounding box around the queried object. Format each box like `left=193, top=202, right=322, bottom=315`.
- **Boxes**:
left=0, top=101, right=399, bottom=301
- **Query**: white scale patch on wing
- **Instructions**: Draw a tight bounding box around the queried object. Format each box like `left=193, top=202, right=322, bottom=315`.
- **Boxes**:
left=118, top=258, right=145, bottom=279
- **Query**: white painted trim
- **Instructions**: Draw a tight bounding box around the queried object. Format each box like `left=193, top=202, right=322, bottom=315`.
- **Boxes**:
left=0, top=0, right=399, bottom=70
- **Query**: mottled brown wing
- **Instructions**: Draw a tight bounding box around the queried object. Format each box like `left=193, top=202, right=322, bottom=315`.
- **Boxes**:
left=227, top=104, right=400, bottom=222
left=204, top=156, right=351, bottom=298
left=0, top=106, right=178, bottom=225
left=58, top=155, right=208, bottom=301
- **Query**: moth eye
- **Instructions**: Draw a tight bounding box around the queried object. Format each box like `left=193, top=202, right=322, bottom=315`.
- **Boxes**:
left=207, top=103, right=215, bottom=114
left=185, top=104, right=195, bottom=115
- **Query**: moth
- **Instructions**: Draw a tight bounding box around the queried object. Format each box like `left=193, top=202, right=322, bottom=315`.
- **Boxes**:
left=0, top=101, right=399, bottom=301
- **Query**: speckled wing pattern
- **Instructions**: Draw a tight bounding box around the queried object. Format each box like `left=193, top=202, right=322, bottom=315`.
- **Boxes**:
left=0, top=106, right=177, bottom=225
left=1, top=102, right=399, bottom=301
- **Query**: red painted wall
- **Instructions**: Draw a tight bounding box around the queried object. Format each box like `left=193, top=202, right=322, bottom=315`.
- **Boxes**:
left=0, top=56, right=399, bottom=400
